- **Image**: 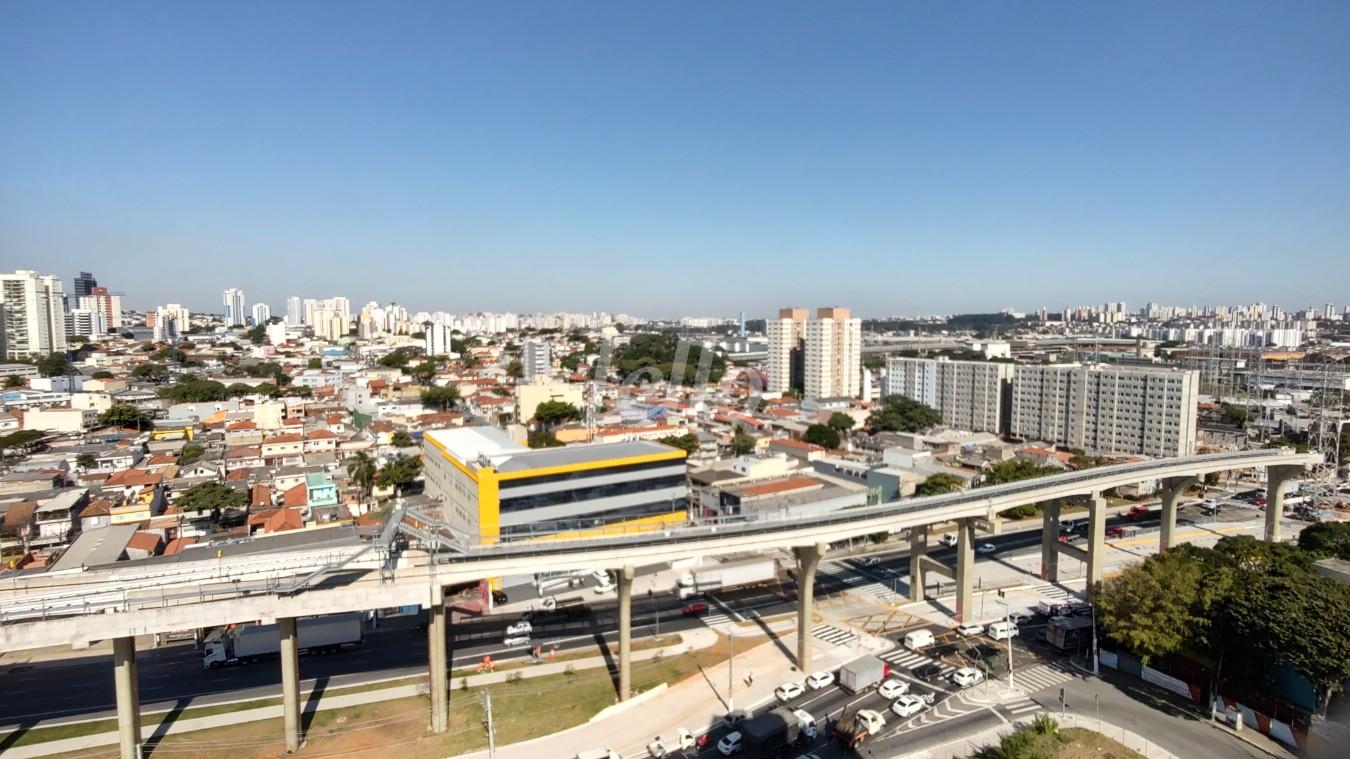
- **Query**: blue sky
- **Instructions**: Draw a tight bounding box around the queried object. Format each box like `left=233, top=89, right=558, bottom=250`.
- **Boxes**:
left=2, top=1, right=1348, bottom=318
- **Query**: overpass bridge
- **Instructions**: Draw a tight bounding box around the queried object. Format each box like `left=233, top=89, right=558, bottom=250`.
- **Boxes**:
left=0, top=448, right=1318, bottom=758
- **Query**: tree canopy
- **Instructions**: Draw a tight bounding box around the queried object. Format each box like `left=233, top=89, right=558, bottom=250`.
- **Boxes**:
left=534, top=400, right=581, bottom=426
left=158, top=378, right=229, bottom=403
left=608, top=333, right=726, bottom=385
left=802, top=423, right=840, bottom=449
left=826, top=412, right=856, bottom=433
left=1298, top=521, right=1350, bottom=561
left=378, top=455, right=422, bottom=495
left=99, top=404, right=152, bottom=429
left=131, top=363, right=170, bottom=383
left=867, top=395, right=941, bottom=433
left=657, top=433, right=700, bottom=455
left=732, top=428, right=757, bottom=456
left=915, top=473, right=966, bottom=496
left=34, top=352, right=73, bottom=377
left=390, top=430, right=414, bottom=448
left=420, top=385, right=460, bottom=411
left=176, top=481, right=247, bottom=513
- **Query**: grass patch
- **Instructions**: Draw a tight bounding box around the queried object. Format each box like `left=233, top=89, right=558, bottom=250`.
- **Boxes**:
left=1056, top=727, right=1145, bottom=759
left=449, top=633, right=682, bottom=678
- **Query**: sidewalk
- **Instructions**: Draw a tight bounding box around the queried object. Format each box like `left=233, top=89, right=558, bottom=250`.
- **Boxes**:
left=900, top=711, right=1181, bottom=759
left=450, top=627, right=894, bottom=759
left=1, top=628, right=718, bottom=758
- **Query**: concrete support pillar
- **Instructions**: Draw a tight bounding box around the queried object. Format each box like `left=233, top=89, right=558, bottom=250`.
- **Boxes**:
left=954, top=519, right=975, bottom=624
left=1159, top=476, right=1198, bottom=552
left=1085, top=495, right=1106, bottom=599
left=1265, top=465, right=1303, bottom=543
left=908, top=525, right=928, bottom=603
left=113, top=636, right=141, bottom=759
left=1040, top=500, right=1060, bottom=582
left=794, top=543, right=825, bottom=671
left=279, top=617, right=301, bottom=752
left=617, top=565, right=634, bottom=701
left=427, top=600, right=448, bottom=733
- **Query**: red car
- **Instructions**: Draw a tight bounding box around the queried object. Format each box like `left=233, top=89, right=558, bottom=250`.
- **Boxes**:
left=681, top=602, right=709, bottom=616
left=1105, top=526, right=1125, bottom=538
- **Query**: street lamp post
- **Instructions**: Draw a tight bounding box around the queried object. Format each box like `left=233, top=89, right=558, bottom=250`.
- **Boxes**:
left=997, top=590, right=1014, bottom=691
left=727, top=630, right=734, bottom=714
left=1090, top=601, right=1100, bottom=676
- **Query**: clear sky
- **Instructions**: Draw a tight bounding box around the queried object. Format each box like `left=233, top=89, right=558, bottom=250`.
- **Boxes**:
left=2, top=1, right=1348, bottom=318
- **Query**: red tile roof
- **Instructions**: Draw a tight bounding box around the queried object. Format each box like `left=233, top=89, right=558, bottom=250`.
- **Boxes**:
left=282, top=483, right=309, bottom=508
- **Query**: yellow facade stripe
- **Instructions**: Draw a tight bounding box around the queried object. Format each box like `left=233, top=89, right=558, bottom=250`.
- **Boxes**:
left=519, top=510, right=687, bottom=543
left=423, top=435, right=479, bottom=483
left=494, top=449, right=686, bottom=482
left=478, top=470, right=500, bottom=545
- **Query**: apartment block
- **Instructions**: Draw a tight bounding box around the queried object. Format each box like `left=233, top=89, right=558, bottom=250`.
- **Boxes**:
left=523, top=340, right=550, bottom=382
left=0, top=270, right=68, bottom=358
left=766, top=307, right=807, bottom=393
left=885, top=357, right=1013, bottom=434
left=804, top=307, right=861, bottom=400
left=1010, top=364, right=1199, bottom=457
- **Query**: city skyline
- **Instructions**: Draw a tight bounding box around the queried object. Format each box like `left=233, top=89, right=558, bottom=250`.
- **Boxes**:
left=4, top=2, right=1349, bottom=314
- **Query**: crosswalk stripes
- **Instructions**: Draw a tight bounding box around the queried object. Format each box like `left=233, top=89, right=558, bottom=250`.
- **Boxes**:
left=1012, top=663, right=1076, bottom=694
left=812, top=624, right=860, bottom=647
left=1005, top=698, right=1042, bottom=717
left=700, top=610, right=734, bottom=627
left=1030, top=583, right=1079, bottom=601
left=878, top=647, right=956, bottom=676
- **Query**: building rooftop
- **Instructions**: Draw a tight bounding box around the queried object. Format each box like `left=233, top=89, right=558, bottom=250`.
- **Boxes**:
left=48, top=524, right=139, bottom=572
left=425, top=427, right=683, bottom=474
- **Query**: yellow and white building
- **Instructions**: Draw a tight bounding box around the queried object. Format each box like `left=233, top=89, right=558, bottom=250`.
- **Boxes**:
left=423, top=427, right=688, bottom=543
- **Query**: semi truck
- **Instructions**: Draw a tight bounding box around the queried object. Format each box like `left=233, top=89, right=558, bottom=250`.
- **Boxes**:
left=741, top=706, right=815, bottom=752
left=676, top=559, right=776, bottom=599
left=203, top=613, right=363, bottom=669
left=838, top=655, right=890, bottom=694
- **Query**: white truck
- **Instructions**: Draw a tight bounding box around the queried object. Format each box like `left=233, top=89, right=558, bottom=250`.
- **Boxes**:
left=203, top=613, right=363, bottom=669
left=677, top=559, right=777, bottom=599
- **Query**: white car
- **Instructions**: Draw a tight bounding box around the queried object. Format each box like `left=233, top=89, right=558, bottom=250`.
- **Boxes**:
left=505, top=621, right=532, bottom=635
left=1008, top=612, right=1033, bottom=625
left=593, top=582, right=616, bottom=595
left=855, top=709, right=887, bottom=734
left=863, top=557, right=882, bottom=566
left=716, top=731, right=743, bottom=755
left=890, top=693, right=928, bottom=718
left=877, top=678, right=910, bottom=699
left=977, top=543, right=997, bottom=554
left=775, top=681, right=805, bottom=701
left=956, top=623, right=985, bottom=637
left=591, top=569, right=611, bottom=584
left=941, top=534, right=958, bottom=547
left=951, top=667, right=984, bottom=688
left=502, top=634, right=531, bottom=647
left=805, top=670, right=834, bottom=690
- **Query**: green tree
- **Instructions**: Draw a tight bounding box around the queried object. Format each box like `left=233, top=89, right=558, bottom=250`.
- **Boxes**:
left=99, top=404, right=152, bottom=429
left=179, top=443, right=205, bottom=466
left=1096, top=550, right=1212, bottom=665
left=158, top=379, right=228, bottom=403
left=802, top=424, right=840, bottom=449
left=3, top=375, right=22, bottom=388
left=244, top=325, right=267, bottom=345
left=421, top=385, right=461, bottom=411
left=1218, top=402, right=1249, bottom=427
left=608, top=333, right=727, bottom=384
left=391, top=430, right=414, bottom=448
left=506, top=360, right=523, bottom=379
left=176, top=481, right=247, bottom=513
left=35, top=352, right=73, bottom=377
left=534, top=400, right=581, bottom=426
left=76, top=452, right=97, bottom=470
left=378, top=347, right=421, bottom=368
left=346, top=452, right=377, bottom=499
left=657, top=433, right=700, bottom=455
left=867, top=395, right=941, bottom=433
left=826, top=412, right=856, bottom=433
left=226, top=382, right=259, bottom=398
left=91, top=370, right=114, bottom=380
left=984, top=459, right=1059, bottom=485
left=732, top=428, right=757, bottom=456
left=307, top=357, right=323, bottom=369
left=560, top=353, right=585, bottom=372
left=378, top=455, right=422, bottom=496
left=915, top=473, right=966, bottom=496
left=410, top=360, right=438, bottom=384
left=0, top=429, right=45, bottom=458
left=130, top=363, right=170, bottom=383
left=1299, top=521, right=1350, bottom=561
left=527, top=430, right=564, bottom=448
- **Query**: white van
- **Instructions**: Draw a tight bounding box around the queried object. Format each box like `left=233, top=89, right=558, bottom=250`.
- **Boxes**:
left=988, top=621, right=1019, bottom=640
left=575, top=750, right=620, bottom=759
left=904, top=629, right=935, bottom=651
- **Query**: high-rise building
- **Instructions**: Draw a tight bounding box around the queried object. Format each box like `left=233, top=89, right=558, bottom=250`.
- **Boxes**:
left=223, top=288, right=246, bottom=327
left=251, top=303, right=271, bottom=325
left=286, top=296, right=303, bottom=326
left=424, top=321, right=452, bottom=356
left=77, top=288, right=123, bottom=330
left=73, top=271, right=98, bottom=298
left=523, top=340, right=550, bottom=382
left=1010, top=364, right=1199, bottom=457
left=766, top=308, right=808, bottom=393
left=0, top=270, right=69, bottom=358
left=313, top=309, right=346, bottom=341
left=66, top=308, right=106, bottom=339
left=885, top=357, right=1014, bottom=434
left=803, top=307, right=861, bottom=400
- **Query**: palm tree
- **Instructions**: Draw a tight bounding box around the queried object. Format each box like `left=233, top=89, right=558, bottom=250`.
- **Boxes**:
left=347, top=452, right=377, bottom=500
